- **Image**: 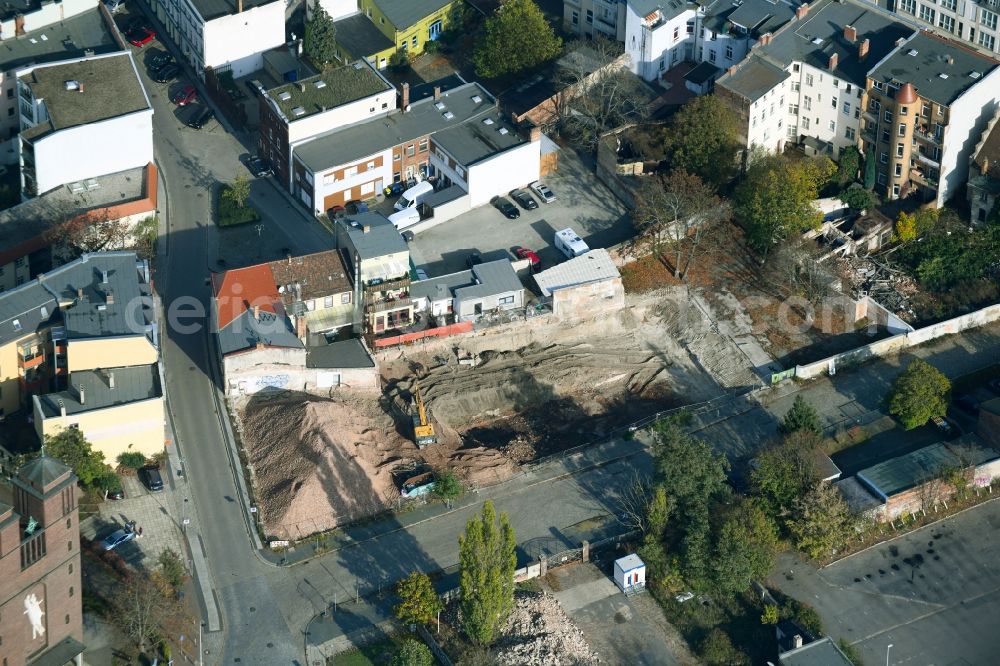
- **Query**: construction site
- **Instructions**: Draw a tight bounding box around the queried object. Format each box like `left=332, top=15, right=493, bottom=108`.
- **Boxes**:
left=236, top=287, right=757, bottom=541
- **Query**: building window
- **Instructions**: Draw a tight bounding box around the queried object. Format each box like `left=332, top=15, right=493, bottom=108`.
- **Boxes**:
left=941, top=0, right=955, bottom=9
left=900, top=106, right=908, bottom=116
left=342, top=292, right=351, bottom=304
left=882, top=129, right=890, bottom=143
left=673, top=26, right=679, bottom=40
left=791, top=81, right=800, bottom=92
left=845, top=127, right=855, bottom=140
left=874, top=80, right=884, bottom=90
left=787, top=125, right=798, bottom=139
left=571, top=10, right=578, bottom=24
left=803, top=96, right=812, bottom=111
left=842, top=102, right=851, bottom=115
left=789, top=104, right=799, bottom=114
left=832, top=96, right=837, bottom=108
left=4, top=88, right=10, bottom=99
left=6, top=108, right=11, bottom=117
left=898, top=123, right=906, bottom=136
left=828, top=120, right=835, bottom=131
left=919, top=5, right=935, bottom=22
left=921, top=103, right=930, bottom=117
left=802, top=117, right=810, bottom=129
left=896, top=142, right=904, bottom=157
left=406, top=144, right=415, bottom=157
left=418, top=139, right=428, bottom=152
left=324, top=296, right=333, bottom=308
left=725, top=44, right=734, bottom=60
left=805, top=73, right=813, bottom=86
left=66, top=518, right=71, bottom=528
left=880, top=151, right=888, bottom=163
left=893, top=184, right=901, bottom=196
left=900, top=0, right=916, bottom=12
left=69, top=586, right=74, bottom=597
left=939, top=14, right=955, bottom=32
left=65, top=614, right=69, bottom=625
left=686, top=19, right=694, bottom=34
left=14, top=257, right=25, bottom=267
left=68, top=540, right=72, bottom=551
left=982, top=8, right=998, bottom=30
left=499, top=295, right=515, bottom=305
left=884, top=110, right=892, bottom=122
left=878, top=173, right=887, bottom=185
left=894, top=163, right=903, bottom=177
left=709, top=49, right=716, bottom=63
left=979, top=32, right=996, bottom=50
left=793, top=63, right=800, bottom=72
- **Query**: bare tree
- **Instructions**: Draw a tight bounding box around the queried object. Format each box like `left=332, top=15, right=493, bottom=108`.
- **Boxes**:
left=615, top=472, right=653, bottom=533
left=44, top=205, right=134, bottom=262
left=771, top=240, right=841, bottom=305
left=111, top=572, right=185, bottom=653
left=632, top=170, right=729, bottom=279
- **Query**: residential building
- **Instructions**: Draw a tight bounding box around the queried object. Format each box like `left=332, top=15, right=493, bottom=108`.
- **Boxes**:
left=335, top=212, right=412, bottom=335
left=0, top=456, right=85, bottom=666
left=968, top=106, right=1000, bottom=222
left=716, top=0, right=915, bottom=160
left=776, top=621, right=853, bottom=666
left=357, top=0, right=461, bottom=61
left=142, top=0, right=284, bottom=77
left=887, top=0, right=1000, bottom=58
left=0, top=8, right=119, bottom=164
left=258, top=59, right=396, bottom=189
left=0, top=163, right=158, bottom=287
left=862, top=31, right=1000, bottom=205
left=330, top=13, right=396, bottom=68
left=533, top=248, right=625, bottom=318
left=410, top=259, right=525, bottom=321
left=17, top=52, right=153, bottom=198
left=563, top=0, right=627, bottom=41
left=292, top=82, right=541, bottom=213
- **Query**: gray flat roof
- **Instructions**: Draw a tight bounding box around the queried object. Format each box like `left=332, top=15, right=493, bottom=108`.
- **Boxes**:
left=410, top=268, right=475, bottom=302
left=534, top=249, right=621, bottom=297
left=265, top=59, right=392, bottom=121
left=339, top=212, right=408, bottom=260
left=0, top=281, right=58, bottom=347
left=631, top=0, right=697, bottom=23
left=780, top=636, right=855, bottom=666
left=295, top=81, right=500, bottom=172
left=0, top=9, right=118, bottom=74
left=20, top=53, right=149, bottom=141
left=432, top=110, right=527, bottom=166
left=870, top=32, right=1000, bottom=105
left=332, top=13, right=395, bottom=58
left=371, top=0, right=453, bottom=29
left=685, top=60, right=721, bottom=86
left=191, top=0, right=278, bottom=21
left=728, top=0, right=795, bottom=33
left=216, top=308, right=303, bottom=356
left=37, top=364, right=160, bottom=418
left=857, top=437, right=998, bottom=499
left=306, top=337, right=375, bottom=368
left=455, top=259, right=522, bottom=300
left=719, top=56, right=789, bottom=102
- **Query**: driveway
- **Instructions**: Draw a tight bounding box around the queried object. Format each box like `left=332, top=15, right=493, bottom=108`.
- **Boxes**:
left=407, top=149, right=630, bottom=277
left=772, top=498, right=1000, bottom=666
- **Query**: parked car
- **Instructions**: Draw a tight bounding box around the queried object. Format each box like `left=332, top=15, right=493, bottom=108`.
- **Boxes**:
left=102, top=527, right=135, bottom=551
left=466, top=252, right=483, bottom=268
left=383, top=181, right=406, bottom=197
left=530, top=181, right=557, bottom=203
left=127, top=26, right=155, bottom=47
left=346, top=200, right=369, bottom=214
left=491, top=196, right=520, bottom=219
left=415, top=268, right=429, bottom=281
left=139, top=466, right=164, bottom=492
left=186, top=105, right=214, bottom=129
left=401, top=230, right=415, bottom=243
left=247, top=156, right=272, bottom=177
left=151, top=62, right=180, bottom=83
left=955, top=394, right=979, bottom=415
left=171, top=84, right=197, bottom=106
left=930, top=415, right=952, bottom=435
left=511, top=189, right=538, bottom=210
left=104, top=0, right=125, bottom=13
left=149, top=51, right=173, bottom=70
left=513, top=246, right=541, bottom=268
left=105, top=487, right=125, bottom=501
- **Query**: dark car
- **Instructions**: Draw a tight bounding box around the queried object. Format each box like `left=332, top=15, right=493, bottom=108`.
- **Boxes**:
left=491, top=196, right=520, bottom=219
left=328, top=205, right=347, bottom=219
left=139, top=466, right=164, bottom=492
left=346, top=200, right=369, bottom=214
left=466, top=252, right=483, bottom=268
left=151, top=62, right=180, bottom=83
left=127, top=26, right=156, bottom=47
left=511, top=189, right=538, bottom=210
left=171, top=84, right=197, bottom=106
left=186, top=105, right=214, bottom=129
left=105, top=487, right=125, bottom=501
left=248, top=156, right=272, bottom=177
left=955, top=394, right=979, bottom=415
left=383, top=181, right=406, bottom=197
left=149, top=52, right=173, bottom=69
left=102, top=527, right=135, bottom=551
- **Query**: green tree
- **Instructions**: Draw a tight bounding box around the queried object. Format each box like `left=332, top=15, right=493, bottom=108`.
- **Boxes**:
left=117, top=451, right=147, bottom=470
left=888, top=358, right=950, bottom=430
left=839, top=186, right=876, bottom=211
left=761, top=604, right=779, bottom=625
left=780, top=395, right=822, bottom=435
left=895, top=211, right=918, bottom=243
left=735, top=154, right=836, bottom=257
left=662, top=95, right=741, bottom=187
left=699, top=628, right=748, bottom=666
left=836, top=145, right=861, bottom=184
left=788, top=482, right=855, bottom=559
left=459, top=500, right=516, bottom=646
left=44, top=429, right=109, bottom=487
left=224, top=174, right=251, bottom=209
left=713, top=500, right=779, bottom=594
left=157, top=548, right=188, bottom=593
left=863, top=150, right=876, bottom=189
left=395, top=571, right=443, bottom=627
left=431, top=471, right=463, bottom=501
left=751, top=431, right=821, bottom=519
left=304, top=5, right=338, bottom=68
left=637, top=484, right=671, bottom=581
left=391, top=639, right=434, bottom=666
left=474, top=0, right=562, bottom=78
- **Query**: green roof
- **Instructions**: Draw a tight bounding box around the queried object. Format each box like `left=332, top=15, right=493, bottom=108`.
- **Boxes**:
left=265, top=60, right=392, bottom=121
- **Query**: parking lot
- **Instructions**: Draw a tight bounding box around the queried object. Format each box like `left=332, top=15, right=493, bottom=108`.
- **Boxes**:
left=407, top=149, right=631, bottom=278
left=773, top=498, right=1000, bottom=665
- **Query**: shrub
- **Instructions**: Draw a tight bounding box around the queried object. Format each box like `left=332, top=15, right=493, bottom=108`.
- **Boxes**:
left=217, top=193, right=260, bottom=227
left=117, top=452, right=147, bottom=470
left=391, top=639, right=433, bottom=666
left=431, top=471, right=463, bottom=501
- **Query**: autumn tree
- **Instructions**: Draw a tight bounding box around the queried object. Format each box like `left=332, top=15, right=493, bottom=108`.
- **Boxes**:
left=459, top=500, right=516, bottom=646
left=392, top=639, right=434, bottom=666
left=780, top=395, right=822, bottom=435
left=304, top=4, right=337, bottom=68
left=735, top=153, right=836, bottom=258
left=224, top=174, right=252, bottom=209
left=661, top=95, right=741, bottom=187
left=788, top=482, right=855, bottom=560
left=474, top=0, right=562, bottom=79
left=632, top=170, right=729, bottom=279
left=112, top=572, right=185, bottom=653
left=751, top=431, right=821, bottom=520
left=395, top=571, right=443, bottom=627
left=44, top=429, right=111, bottom=488
left=895, top=211, right=918, bottom=242
left=888, top=358, right=950, bottom=430
left=712, top=499, right=779, bottom=594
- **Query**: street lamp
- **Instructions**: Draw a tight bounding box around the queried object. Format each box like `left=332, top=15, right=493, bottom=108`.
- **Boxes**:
left=254, top=223, right=265, bottom=260
left=886, top=643, right=893, bottom=666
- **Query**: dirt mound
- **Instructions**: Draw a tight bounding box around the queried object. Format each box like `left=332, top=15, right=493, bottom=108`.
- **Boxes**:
left=495, top=592, right=600, bottom=665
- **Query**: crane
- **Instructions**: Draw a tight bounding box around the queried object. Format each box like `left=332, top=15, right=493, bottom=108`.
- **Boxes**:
left=411, top=378, right=437, bottom=448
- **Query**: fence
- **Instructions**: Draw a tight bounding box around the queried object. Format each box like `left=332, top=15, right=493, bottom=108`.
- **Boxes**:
left=373, top=321, right=474, bottom=348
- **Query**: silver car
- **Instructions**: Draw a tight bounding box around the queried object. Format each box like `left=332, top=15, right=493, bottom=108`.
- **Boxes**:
left=530, top=181, right=557, bottom=204
left=102, top=528, right=135, bottom=551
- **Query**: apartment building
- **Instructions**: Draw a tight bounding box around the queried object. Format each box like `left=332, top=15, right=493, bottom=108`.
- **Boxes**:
left=143, top=0, right=284, bottom=77
left=564, top=0, right=626, bottom=41
left=0, top=456, right=84, bottom=666
left=888, top=0, right=1000, bottom=57
left=258, top=59, right=396, bottom=189
left=967, top=105, right=1000, bottom=222
left=861, top=31, right=1000, bottom=205
left=716, top=0, right=915, bottom=158
left=17, top=52, right=153, bottom=197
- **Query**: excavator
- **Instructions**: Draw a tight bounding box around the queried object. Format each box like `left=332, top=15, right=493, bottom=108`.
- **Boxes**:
left=411, top=379, right=438, bottom=448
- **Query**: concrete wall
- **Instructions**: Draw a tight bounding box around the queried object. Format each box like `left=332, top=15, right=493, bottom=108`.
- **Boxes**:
left=552, top=277, right=625, bottom=318
left=202, top=1, right=285, bottom=77
left=224, top=362, right=379, bottom=395
left=67, top=336, right=158, bottom=372
left=860, top=296, right=914, bottom=335
left=286, top=87, right=396, bottom=145
left=883, top=458, right=1000, bottom=520
left=36, top=396, right=165, bottom=459
left=222, top=346, right=306, bottom=373
left=465, top=141, right=542, bottom=207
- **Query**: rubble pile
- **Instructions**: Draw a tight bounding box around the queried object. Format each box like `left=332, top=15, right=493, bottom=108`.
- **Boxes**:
left=494, top=592, right=601, bottom=666
left=839, top=253, right=919, bottom=321
left=500, top=435, right=536, bottom=463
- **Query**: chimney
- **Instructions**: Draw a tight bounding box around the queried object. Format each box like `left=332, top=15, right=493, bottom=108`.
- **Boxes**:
left=727, top=65, right=737, bottom=76
left=362, top=224, right=371, bottom=233
left=58, top=399, right=66, bottom=418
left=109, top=371, right=115, bottom=389
left=252, top=304, right=260, bottom=320
left=297, top=82, right=306, bottom=93
left=844, top=25, right=857, bottom=42
left=78, top=385, right=85, bottom=405
left=296, top=314, right=307, bottom=341
left=77, top=287, right=84, bottom=301
left=946, top=55, right=954, bottom=65
left=795, top=3, right=809, bottom=19
left=433, top=85, right=441, bottom=101
left=101, top=270, right=108, bottom=283
left=105, top=291, right=114, bottom=306
left=401, top=82, right=410, bottom=110
left=238, top=0, right=243, bottom=11
left=859, top=38, right=870, bottom=60
left=529, top=125, right=541, bottom=142
left=828, top=53, right=838, bottom=71
left=792, top=635, right=803, bottom=649
left=758, top=32, right=773, bottom=46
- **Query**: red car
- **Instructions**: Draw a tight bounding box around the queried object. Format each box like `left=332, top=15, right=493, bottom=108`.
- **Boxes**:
left=171, top=84, right=197, bottom=106
left=513, top=246, right=541, bottom=269
left=328, top=205, right=346, bottom=219
left=127, top=26, right=156, bottom=47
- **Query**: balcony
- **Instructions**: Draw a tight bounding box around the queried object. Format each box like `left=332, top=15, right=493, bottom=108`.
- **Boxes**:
left=19, top=352, right=44, bottom=370
left=363, top=276, right=410, bottom=294
left=365, top=297, right=412, bottom=314
left=909, top=168, right=938, bottom=189
left=914, top=127, right=942, bottom=145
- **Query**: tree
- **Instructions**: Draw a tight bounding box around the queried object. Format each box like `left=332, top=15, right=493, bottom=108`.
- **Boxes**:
left=661, top=95, right=741, bottom=187
left=112, top=573, right=184, bottom=653
left=735, top=154, right=836, bottom=257
left=395, top=571, right=443, bottom=627
left=839, top=186, right=876, bottom=211
left=45, top=205, right=134, bottom=261
left=863, top=150, right=876, bottom=190
left=304, top=5, right=337, bottom=68
left=761, top=605, right=779, bottom=625
left=431, top=471, right=463, bottom=501
left=474, top=0, right=562, bottom=79
left=895, top=211, right=918, bottom=243
left=632, top=170, right=729, bottom=279
left=459, top=500, right=516, bottom=646
left=224, top=174, right=251, bottom=209
left=780, top=395, right=822, bottom=435
left=117, top=451, right=147, bottom=470
left=836, top=146, right=861, bottom=185
left=157, top=548, right=188, bottom=593
left=888, top=358, right=950, bottom=430
left=44, top=429, right=110, bottom=488
left=699, top=628, right=748, bottom=666
left=391, top=639, right=434, bottom=666
left=712, top=500, right=779, bottom=594
left=788, top=482, right=855, bottom=559
left=751, top=431, right=821, bottom=519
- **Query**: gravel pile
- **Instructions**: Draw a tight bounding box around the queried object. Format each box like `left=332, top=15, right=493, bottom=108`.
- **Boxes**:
left=494, top=592, right=600, bottom=666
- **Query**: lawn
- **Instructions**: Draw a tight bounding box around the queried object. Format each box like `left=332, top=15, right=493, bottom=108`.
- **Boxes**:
left=217, top=194, right=261, bottom=227
left=330, top=633, right=419, bottom=666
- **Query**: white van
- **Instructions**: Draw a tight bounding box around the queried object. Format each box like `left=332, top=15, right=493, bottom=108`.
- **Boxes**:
left=554, top=228, right=590, bottom=258
left=394, top=181, right=434, bottom=211
left=388, top=207, right=421, bottom=230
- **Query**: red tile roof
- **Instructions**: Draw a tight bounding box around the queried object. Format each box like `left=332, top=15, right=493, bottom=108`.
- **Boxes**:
left=212, top=264, right=281, bottom=330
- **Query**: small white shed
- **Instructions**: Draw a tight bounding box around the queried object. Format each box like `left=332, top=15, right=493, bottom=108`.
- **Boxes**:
left=613, top=554, right=646, bottom=595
